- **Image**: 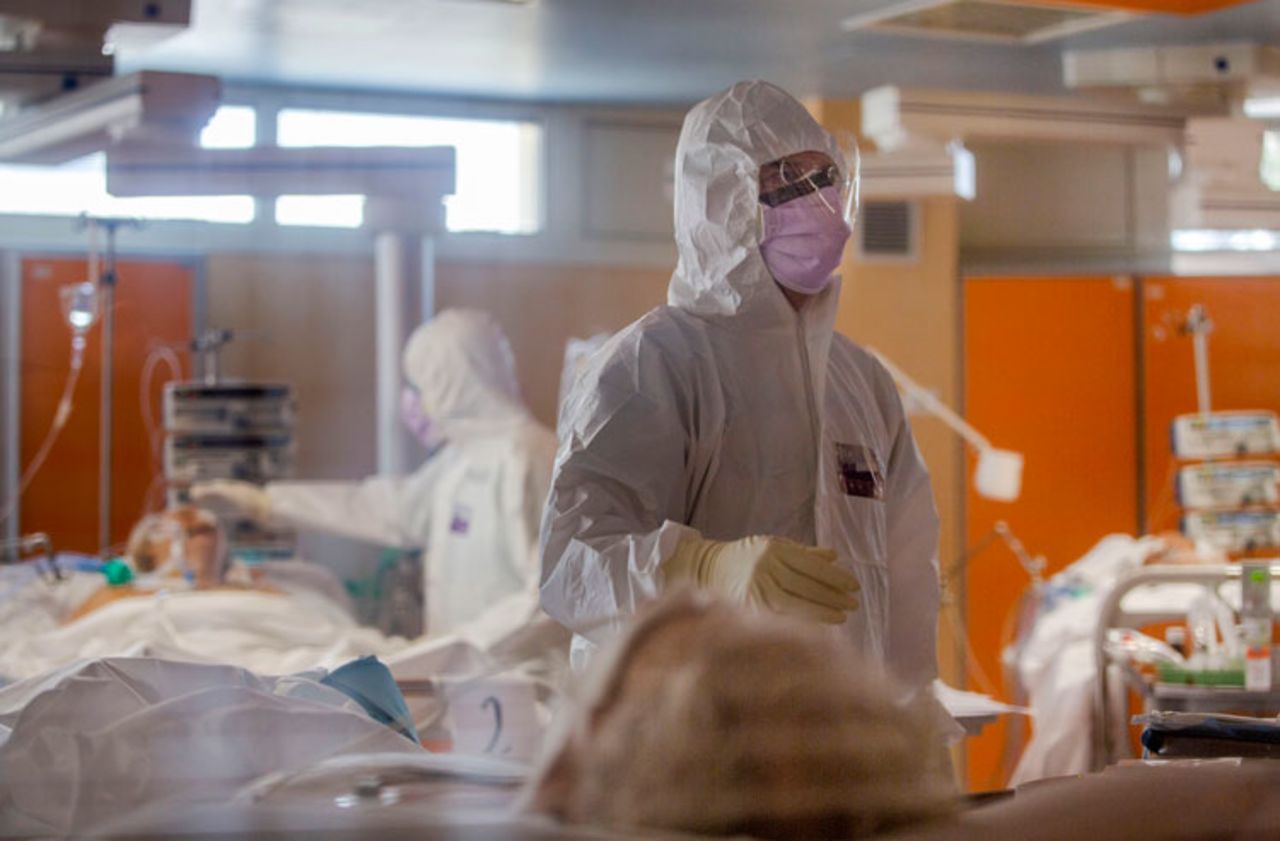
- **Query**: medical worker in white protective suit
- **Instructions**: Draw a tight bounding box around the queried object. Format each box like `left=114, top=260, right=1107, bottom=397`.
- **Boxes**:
left=194, top=309, right=563, bottom=668
left=540, top=80, right=942, bottom=697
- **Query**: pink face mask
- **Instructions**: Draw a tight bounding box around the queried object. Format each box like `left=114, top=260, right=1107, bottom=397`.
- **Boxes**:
left=758, top=186, right=851, bottom=295
left=401, top=386, right=444, bottom=452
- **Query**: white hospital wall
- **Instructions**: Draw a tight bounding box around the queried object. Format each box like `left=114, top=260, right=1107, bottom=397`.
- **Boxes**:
left=205, top=253, right=672, bottom=482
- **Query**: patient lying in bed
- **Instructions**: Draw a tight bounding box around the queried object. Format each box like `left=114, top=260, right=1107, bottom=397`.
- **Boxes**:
left=527, top=591, right=1280, bottom=841
left=528, top=591, right=960, bottom=839
left=0, top=506, right=404, bottom=682
left=65, top=505, right=278, bottom=623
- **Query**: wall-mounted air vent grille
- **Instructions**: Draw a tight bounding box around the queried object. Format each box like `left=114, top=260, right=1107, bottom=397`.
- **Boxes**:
left=841, top=0, right=1131, bottom=45
left=858, top=200, right=919, bottom=262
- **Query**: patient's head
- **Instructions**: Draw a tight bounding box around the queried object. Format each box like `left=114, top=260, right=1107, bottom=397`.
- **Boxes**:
left=529, top=592, right=959, bottom=839
left=125, top=506, right=227, bottom=587
left=1144, top=531, right=1223, bottom=565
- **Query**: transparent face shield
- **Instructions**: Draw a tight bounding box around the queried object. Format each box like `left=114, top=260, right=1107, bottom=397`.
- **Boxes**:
left=755, top=128, right=861, bottom=227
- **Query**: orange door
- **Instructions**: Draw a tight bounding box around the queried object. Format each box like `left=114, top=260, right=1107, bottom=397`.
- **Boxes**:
left=19, top=257, right=193, bottom=554
left=1141, top=276, right=1280, bottom=534
left=963, top=276, right=1139, bottom=790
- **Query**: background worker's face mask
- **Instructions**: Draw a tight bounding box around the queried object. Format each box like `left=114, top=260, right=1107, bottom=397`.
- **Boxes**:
left=400, top=386, right=444, bottom=452
left=757, top=149, right=856, bottom=295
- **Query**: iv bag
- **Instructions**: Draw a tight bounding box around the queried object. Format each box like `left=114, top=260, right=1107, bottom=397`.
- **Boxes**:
left=59, top=282, right=99, bottom=335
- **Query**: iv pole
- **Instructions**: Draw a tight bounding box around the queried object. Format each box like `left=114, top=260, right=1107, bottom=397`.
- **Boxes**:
left=1183, top=304, right=1213, bottom=418
left=76, top=215, right=141, bottom=554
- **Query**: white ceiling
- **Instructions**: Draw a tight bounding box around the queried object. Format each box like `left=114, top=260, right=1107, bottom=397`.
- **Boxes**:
left=108, top=0, right=1280, bottom=105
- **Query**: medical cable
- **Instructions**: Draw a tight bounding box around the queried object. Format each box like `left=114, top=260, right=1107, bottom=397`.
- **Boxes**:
left=1145, top=461, right=1181, bottom=536
left=940, top=594, right=1001, bottom=699
left=942, top=522, right=1046, bottom=787
left=994, top=582, right=1043, bottom=786
left=137, top=344, right=183, bottom=518
left=943, top=521, right=1045, bottom=591
left=141, top=344, right=182, bottom=466
left=0, top=334, right=88, bottom=529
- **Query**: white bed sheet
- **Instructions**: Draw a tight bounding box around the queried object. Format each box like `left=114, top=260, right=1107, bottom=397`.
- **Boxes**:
left=0, top=657, right=424, bottom=835
left=0, top=579, right=407, bottom=681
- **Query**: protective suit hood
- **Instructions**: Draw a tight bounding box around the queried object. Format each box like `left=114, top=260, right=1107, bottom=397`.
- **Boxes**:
left=669, top=80, right=847, bottom=321
left=402, top=309, right=527, bottom=438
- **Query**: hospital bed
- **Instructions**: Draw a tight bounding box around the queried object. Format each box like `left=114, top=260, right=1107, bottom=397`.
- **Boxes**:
left=0, top=556, right=407, bottom=684
left=0, top=532, right=60, bottom=582
left=1092, top=562, right=1280, bottom=770
left=94, top=751, right=1280, bottom=840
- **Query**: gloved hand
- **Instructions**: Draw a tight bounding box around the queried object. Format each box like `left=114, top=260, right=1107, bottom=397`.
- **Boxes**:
left=190, top=480, right=272, bottom=522
left=661, top=535, right=860, bottom=624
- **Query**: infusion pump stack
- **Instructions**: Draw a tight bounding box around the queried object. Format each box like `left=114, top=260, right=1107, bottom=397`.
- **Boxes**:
left=165, top=329, right=296, bottom=557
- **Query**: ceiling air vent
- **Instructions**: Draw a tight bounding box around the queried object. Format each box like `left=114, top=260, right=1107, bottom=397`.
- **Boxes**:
left=840, top=0, right=1131, bottom=45
left=858, top=200, right=919, bottom=263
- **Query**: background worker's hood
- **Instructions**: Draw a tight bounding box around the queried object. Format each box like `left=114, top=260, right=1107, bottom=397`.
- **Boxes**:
left=402, top=309, right=528, bottom=439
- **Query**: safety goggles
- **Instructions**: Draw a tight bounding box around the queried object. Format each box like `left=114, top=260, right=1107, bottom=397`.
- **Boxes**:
left=756, top=140, right=860, bottom=227
left=758, top=158, right=843, bottom=208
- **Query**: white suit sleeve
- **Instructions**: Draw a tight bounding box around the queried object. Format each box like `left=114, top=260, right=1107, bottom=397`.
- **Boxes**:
left=880, top=375, right=942, bottom=692
left=266, top=473, right=426, bottom=550
left=539, top=339, right=699, bottom=643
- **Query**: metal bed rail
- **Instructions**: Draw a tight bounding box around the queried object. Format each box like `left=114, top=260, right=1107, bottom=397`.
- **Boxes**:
left=1091, top=562, right=1280, bottom=770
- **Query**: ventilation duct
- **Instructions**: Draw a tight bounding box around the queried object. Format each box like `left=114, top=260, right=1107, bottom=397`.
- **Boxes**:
left=1065, top=42, right=1280, bottom=93
left=858, top=200, right=919, bottom=262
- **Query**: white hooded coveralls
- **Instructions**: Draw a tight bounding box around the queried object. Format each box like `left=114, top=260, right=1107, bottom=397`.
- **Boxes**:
left=539, top=81, right=941, bottom=692
left=267, top=310, right=559, bottom=653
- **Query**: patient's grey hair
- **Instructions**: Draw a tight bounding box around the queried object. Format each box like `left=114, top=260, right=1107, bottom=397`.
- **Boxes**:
left=527, top=591, right=959, bottom=839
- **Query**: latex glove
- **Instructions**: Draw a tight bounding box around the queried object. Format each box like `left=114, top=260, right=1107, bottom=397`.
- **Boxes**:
left=661, top=535, right=860, bottom=624
left=191, top=479, right=271, bottom=522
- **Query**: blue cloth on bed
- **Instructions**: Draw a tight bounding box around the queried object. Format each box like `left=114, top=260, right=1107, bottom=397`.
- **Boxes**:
left=320, top=655, right=418, bottom=743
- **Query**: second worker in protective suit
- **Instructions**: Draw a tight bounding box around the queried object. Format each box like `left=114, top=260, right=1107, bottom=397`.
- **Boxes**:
left=195, top=309, right=563, bottom=676
left=540, top=80, right=942, bottom=700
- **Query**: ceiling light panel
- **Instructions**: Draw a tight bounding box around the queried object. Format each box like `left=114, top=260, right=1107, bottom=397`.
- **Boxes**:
left=842, top=0, right=1132, bottom=45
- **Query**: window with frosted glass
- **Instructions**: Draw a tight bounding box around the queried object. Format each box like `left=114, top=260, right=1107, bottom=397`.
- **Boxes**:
left=274, top=109, right=542, bottom=234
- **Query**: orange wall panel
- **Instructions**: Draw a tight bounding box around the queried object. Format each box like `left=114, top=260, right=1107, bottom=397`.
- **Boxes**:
left=20, top=258, right=193, bottom=554
left=1141, top=276, right=1280, bottom=534
left=963, top=276, right=1138, bottom=790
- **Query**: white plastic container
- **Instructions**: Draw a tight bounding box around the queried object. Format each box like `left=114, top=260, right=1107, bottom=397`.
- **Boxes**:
left=1241, top=562, right=1273, bottom=692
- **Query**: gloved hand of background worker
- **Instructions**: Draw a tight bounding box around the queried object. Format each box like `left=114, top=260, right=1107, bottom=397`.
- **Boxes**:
left=661, top=534, right=860, bottom=624
left=190, top=479, right=272, bottom=522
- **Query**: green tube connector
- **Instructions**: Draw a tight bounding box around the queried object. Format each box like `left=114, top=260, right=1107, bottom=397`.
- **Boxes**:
left=101, top=558, right=134, bottom=587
